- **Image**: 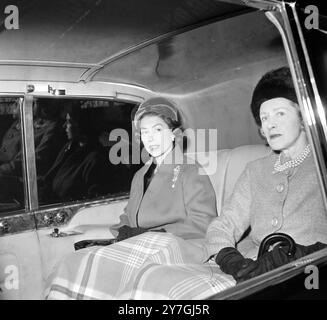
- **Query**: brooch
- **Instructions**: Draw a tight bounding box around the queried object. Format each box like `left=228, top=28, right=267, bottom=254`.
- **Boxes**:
left=172, top=165, right=181, bottom=188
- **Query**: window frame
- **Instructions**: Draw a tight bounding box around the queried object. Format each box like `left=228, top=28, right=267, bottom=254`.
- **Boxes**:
left=0, top=94, right=29, bottom=216
left=29, top=94, right=140, bottom=210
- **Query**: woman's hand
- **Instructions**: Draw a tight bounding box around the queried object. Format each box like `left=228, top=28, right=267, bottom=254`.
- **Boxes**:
left=215, top=247, right=257, bottom=281
left=236, top=241, right=327, bottom=282
left=116, top=225, right=148, bottom=241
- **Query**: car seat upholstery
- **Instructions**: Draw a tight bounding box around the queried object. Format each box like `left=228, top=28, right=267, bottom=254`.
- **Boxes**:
left=187, top=144, right=270, bottom=215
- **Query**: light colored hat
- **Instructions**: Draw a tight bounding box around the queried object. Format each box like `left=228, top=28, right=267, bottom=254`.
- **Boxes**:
left=134, top=97, right=178, bottom=129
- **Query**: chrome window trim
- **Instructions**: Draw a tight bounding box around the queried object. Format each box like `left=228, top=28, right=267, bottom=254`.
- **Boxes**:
left=0, top=80, right=152, bottom=104
left=0, top=193, right=130, bottom=237
left=0, top=93, right=25, bottom=97
left=34, top=192, right=130, bottom=230
left=209, top=247, right=327, bottom=300
left=0, top=60, right=98, bottom=69
left=21, top=94, right=38, bottom=210
left=240, top=0, right=280, bottom=11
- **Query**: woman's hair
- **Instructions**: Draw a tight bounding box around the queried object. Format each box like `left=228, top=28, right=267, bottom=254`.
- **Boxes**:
left=250, top=67, right=298, bottom=126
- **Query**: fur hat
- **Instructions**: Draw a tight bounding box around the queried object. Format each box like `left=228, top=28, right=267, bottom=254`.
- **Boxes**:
left=251, top=67, right=298, bottom=126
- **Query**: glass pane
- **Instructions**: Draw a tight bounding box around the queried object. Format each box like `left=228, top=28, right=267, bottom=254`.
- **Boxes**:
left=0, top=97, right=25, bottom=215
left=35, top=97, right=141, bottom=206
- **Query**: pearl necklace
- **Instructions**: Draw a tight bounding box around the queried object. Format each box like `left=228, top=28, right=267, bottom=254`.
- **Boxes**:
left=274, top=145, right=311, bottom=172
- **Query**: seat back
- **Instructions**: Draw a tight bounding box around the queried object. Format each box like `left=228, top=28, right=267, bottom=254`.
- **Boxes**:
left=188, top=144, right=270, bottom=214
left=70, top=144, right=270, bottom=230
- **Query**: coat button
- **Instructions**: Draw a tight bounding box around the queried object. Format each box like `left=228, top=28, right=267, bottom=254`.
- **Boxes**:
left=276, top=183, right=284, bottom=192
left=271, top=217, right=279, bottom=227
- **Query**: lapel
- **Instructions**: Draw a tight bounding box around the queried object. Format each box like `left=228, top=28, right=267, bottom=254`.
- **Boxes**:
left=132, top=161, right=151, bottom=226
left=135, top=146, right=185, bottom=215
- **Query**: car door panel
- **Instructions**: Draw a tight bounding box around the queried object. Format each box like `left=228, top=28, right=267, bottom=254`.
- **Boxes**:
left=0, top=229, right=43, bottom=299
left=35, top=199, right=127, bottom=288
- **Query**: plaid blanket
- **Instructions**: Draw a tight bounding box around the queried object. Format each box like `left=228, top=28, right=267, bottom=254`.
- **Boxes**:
left=45, top=232, right=235, bottom=300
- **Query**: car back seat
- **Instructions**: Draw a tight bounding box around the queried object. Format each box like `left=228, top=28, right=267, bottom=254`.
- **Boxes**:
left=67, top=144, right=271, bottom=236
left=187, top=144, right=270, bottom=214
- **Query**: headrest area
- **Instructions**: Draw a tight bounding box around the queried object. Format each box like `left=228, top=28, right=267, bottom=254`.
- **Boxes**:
left=187, top=144, right=270, bottom=214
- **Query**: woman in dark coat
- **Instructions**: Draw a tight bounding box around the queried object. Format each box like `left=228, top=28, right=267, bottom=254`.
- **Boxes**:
left=39, top=109, right=107, bottom=203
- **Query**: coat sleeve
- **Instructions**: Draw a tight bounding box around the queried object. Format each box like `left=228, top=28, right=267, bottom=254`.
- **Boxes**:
left=109, top=170, right=140, bottom=234
left=205, top=165, right=252, bottom=259
left=173, top=164, right=218, bottom=238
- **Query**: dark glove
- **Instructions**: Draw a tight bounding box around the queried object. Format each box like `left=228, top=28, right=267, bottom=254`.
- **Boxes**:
left=235, top=244, right=295, bottom=282
left=116, top=225, right=148, bottom=242
left=215, top=247, right=257, bottom=281
left=150, top=228, right=166, bottom=233
left=294, top=242, right=327, bottom=257
left=236, top=241, right=327, bottom=282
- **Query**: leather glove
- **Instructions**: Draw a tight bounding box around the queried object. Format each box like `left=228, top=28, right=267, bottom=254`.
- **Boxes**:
left=215, top=247, right=257, bottom=281
left=236, top=241, right=327, bottom=282
left=150, top=228, right=166, bottom=233
left=294, top=242, right=327, bottom=257
left=116, top=225, right=148, bottom=242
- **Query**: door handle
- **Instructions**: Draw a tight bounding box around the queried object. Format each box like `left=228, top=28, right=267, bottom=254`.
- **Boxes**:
left=49, top=227, right=83, bottom=238
left=0, top=220, right=9, bottom=234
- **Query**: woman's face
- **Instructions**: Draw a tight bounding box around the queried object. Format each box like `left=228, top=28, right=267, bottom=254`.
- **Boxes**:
left=140, top=115, right=175, bottom=158
left=260, top=97, right=304, bottom=152
left=64, top=113, right=79, bottom=140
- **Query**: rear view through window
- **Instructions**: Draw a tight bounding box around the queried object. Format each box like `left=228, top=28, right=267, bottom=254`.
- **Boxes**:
left=34, top=97, right=140, bottom=207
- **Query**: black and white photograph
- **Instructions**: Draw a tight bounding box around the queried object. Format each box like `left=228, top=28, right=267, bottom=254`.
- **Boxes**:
left=0, top=0, right=326, bottom=304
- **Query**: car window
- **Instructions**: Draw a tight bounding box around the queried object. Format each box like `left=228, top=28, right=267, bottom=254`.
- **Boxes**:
left=34, top=97, right=141, bottom=207
left=0, top=97, right=25, bottom=216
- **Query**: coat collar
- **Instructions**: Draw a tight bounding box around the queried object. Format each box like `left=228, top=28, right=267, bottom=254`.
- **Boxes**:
left=133, top=146, right=185, bottom=226
left=142, top=145, right=185, bottom=175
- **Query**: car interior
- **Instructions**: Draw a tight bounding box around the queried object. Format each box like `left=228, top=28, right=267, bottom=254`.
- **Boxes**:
left=0, top=0, right=327, bottom=300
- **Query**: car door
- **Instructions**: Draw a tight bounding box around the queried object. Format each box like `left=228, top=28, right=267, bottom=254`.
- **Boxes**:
left=0, top=84, right=149, bottom=300
left=28, top=86, right=149, bottom=297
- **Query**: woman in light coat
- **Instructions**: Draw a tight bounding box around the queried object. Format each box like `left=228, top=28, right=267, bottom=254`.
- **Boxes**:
left=111, top=97, right=217, bottom=241
left=208, top=67, right=327, bottom=282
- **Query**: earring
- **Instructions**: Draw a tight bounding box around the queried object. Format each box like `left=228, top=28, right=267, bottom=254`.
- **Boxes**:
left=259, top=128, right=265, bottom=138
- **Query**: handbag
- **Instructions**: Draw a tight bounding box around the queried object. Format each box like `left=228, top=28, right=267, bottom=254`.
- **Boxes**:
left=236, top=233, right=327, bottom=282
